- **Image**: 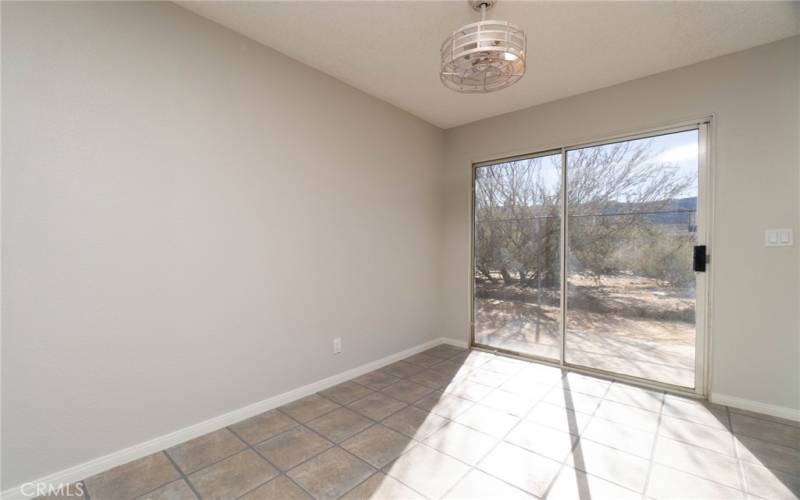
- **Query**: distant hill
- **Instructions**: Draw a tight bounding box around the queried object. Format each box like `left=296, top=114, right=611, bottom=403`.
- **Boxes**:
left=477, top=197, right=697, bottom=226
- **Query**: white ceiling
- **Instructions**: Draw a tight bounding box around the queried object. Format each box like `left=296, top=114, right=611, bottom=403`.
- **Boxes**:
left=179, top=1, right=800, bottom=129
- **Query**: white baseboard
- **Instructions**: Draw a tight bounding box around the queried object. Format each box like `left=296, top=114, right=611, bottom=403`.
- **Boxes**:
left=710, top=392, right=800, bottom=422
left=439, top=337, right=469, bottom=349
left=1, top=337, right=453, bottom=500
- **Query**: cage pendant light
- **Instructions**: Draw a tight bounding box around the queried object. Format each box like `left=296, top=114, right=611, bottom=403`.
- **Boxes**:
left=440, top=0, right=526, bottom=93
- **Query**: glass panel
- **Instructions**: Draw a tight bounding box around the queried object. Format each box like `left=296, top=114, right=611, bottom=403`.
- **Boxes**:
left=473, top=153, right=562, bottom=360
left=565, top=130, right=699, bottom=387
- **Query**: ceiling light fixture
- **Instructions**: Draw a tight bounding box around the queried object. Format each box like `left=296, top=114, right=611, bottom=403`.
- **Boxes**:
left=440, top=0, right=526, bottom=93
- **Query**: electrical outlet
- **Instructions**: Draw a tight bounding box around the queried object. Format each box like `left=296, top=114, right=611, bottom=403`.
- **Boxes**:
left=333, top=337, right=342, bottom=354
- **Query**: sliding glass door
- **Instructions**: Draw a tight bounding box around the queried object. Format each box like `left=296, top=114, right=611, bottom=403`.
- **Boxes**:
left=472, top=124, right=707, bottom=391
left=473, top=152, right=562, bottom=361
left=564, top=129, right=700, bottom=387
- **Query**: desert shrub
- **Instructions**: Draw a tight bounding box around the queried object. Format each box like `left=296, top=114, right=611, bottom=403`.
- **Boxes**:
left=622, top=226, right=695, bottom=287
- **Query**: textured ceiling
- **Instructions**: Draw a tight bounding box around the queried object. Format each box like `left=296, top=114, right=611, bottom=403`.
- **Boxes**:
left=178, top=1, right=800, bottom=129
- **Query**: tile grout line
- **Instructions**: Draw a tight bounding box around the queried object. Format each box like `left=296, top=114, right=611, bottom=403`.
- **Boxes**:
left=166, top=394, right=351, bottom=500
left=645, top=400, right=756, bottom=494
left=378, top=366, right=506, bottom=498
left=535, top=375, right=617, bottom=500
left=653, top=459, right=754, bottom=494
left=331, top=351, right=474, bottom=499
left=729, top=405, right=748, bottom=495
left=439, top=357, right=566, bottom=499
left=332, top=347, right=495, bottom=499
left=80, top=480, right=91, bottom=500
left=470, top=360, right=594, bottom=496
left=111, top=451, right=203, bottom=500
left=160, top=424, right=275, bottom=497
left=176, top=357, right=461, bottom=500
left=728, top=407, right=800, bottom=429
left=304, top=396, right=432, bottom=499
left=84, top=453, right=194, bottom=500
left=162, top=452, right=205, bottom=500
left=286, top=357, right=466, bottom=498
left=554, top=380, right=676, bottom=494
left=639, top=389, right=667, bottom=500
left=642, top=398, right=755, bottom=496
left=226, top=414, right=319, bottom=500
left=108, top=416, right=285, bottom=497
left=382, top=352, right=503, bottom=500
left=275, top=391, right=422, bottom=499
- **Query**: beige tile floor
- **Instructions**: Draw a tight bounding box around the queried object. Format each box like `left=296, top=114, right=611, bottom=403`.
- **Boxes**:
left=44, top=344, right=800, bottom=500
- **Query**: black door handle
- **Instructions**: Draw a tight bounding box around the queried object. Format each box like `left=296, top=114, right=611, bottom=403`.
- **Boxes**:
left=693, top=245, right=708, bottom=272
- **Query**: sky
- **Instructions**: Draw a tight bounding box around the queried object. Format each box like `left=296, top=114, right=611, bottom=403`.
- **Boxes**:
left=477, top=128, right=699, bottom=203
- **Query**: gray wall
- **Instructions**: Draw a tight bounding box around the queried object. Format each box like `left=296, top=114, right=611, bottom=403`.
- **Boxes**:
left=1, top=2, right=443, bottom=488
left=441, top=37, right=800, bottom=413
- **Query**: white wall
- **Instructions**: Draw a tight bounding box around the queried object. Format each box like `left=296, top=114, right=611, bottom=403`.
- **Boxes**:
left=1, top=2, right=443, bottom=488
left=441, top=37, right=800, bottom=414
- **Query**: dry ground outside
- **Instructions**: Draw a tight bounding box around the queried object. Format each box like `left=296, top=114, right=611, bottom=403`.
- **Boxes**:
left=474, top=273, right=696, bottom=387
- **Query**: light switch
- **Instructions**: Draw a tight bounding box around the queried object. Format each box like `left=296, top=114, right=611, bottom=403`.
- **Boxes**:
left=765, top=229, right=793, bottom=247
